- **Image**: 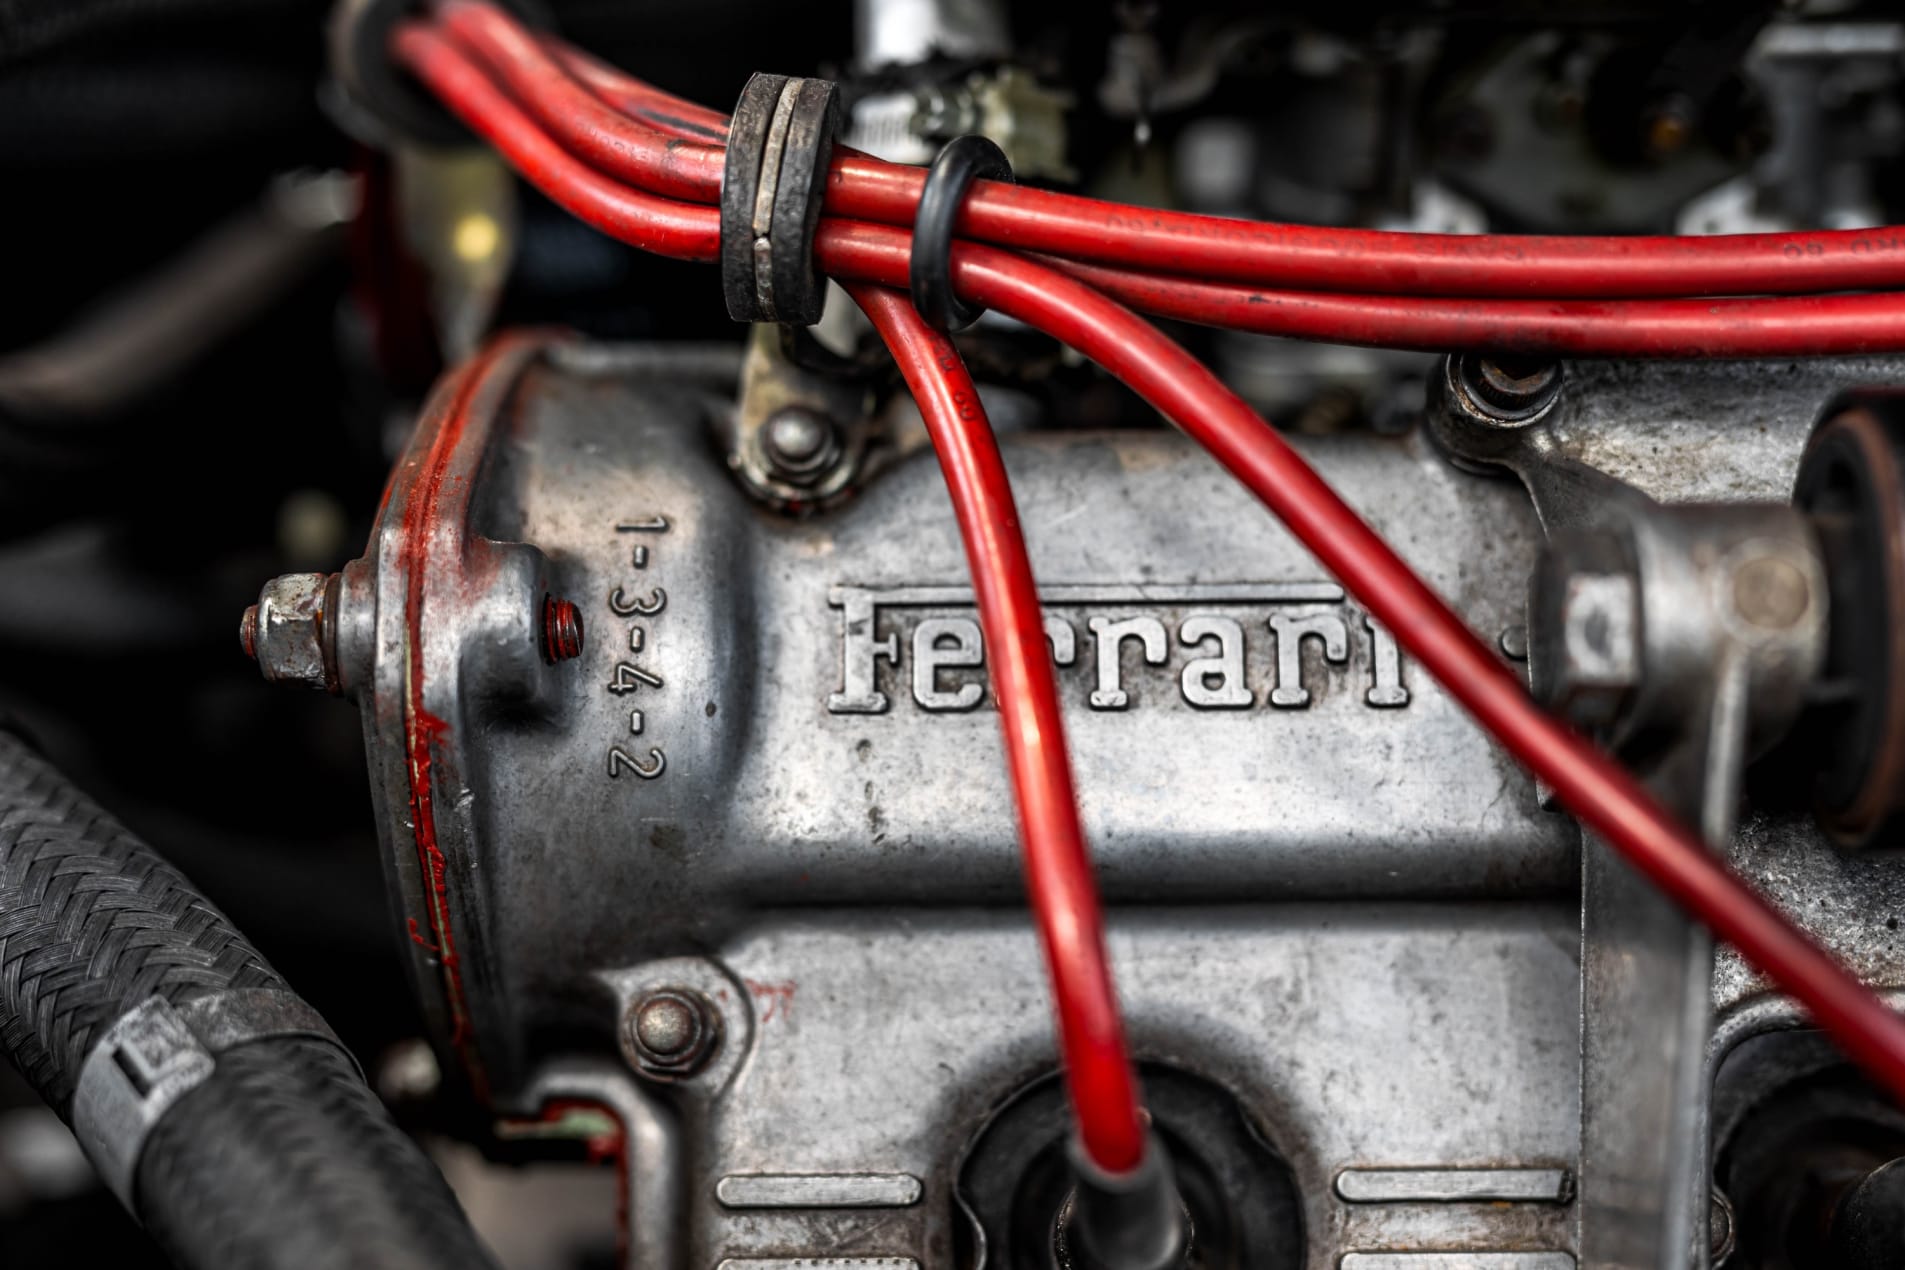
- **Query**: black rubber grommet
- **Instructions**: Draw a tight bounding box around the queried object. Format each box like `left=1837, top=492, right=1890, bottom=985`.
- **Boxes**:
left=720, top=72, right=840, bottom=325
left=721, top=73, right=789, bottom=322
left=328, top=0, right=552, bottom=149
left=769, top=78, right=841, bottom=325
left=910, top=135, right=1015, bottom=333
left=1793, top=391, right=1905, bottom=848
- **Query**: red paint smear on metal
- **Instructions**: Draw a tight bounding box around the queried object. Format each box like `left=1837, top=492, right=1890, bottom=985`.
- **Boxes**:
left=396, top=335, right=540, bottom=1095
left=539, top=1098, right=630, bottom=1263
left=744, top=978, right=796, bottom=1025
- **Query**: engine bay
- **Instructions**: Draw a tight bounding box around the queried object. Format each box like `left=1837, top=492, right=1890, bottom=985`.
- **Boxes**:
left=5, top=3, right=1905, bottom=1269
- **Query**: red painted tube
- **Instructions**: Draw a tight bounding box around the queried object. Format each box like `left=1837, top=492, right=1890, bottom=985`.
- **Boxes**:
left=850, top=284, right=1149, bottom=1176
left=436, top=1, right=725, bottom=203
left=1053, top=257, right=1905, bottom=358
left=391, top=23, right=721, bottom=262
left=440, top=3, right=1905, bottom=301
left=545, top=41, right=733, bottom=142
left=383, top=25, right=1905, bottom=363
left=824, top=159, right=1905, bottom=299
left=424, top=3, right=1905, bottom=315
left=388, top=27, right=1905, bottom=358
left=811, top=220, right=1905, bottom=1108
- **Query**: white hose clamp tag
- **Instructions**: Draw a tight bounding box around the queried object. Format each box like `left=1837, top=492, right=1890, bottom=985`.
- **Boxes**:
left=72, top=990, right=350, bottom=1210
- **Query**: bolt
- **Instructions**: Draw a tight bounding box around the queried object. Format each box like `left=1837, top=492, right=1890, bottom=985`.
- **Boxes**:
left=635, top=996, right=696, bottom=1056
left=624, top=988, right=719, bottom=1079
left=1709, top=1187, right=1736, bottom=1265
left=761, top=406, right=841, bottom=485
left=1499, top=624, right=1529, bottom=661
left=1563, top=578, right=1637, bottom=665
left=1730, top=555, right=1811, bottom=631
left=542, top=594, right=585, bottom=662
left=1459, top=353, right=1565, bottom=423
left=243, top=572, right=340, bottom=692
left=1530, top=531, right=1641, bottom=733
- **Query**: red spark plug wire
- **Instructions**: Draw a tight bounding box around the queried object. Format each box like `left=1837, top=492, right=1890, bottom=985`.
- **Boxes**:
left=437, top=1, right=726, bottom=203
left=548, top=41, right=732, bottom=141
left=393, top=24, right=721, bottom=261
left=823, top=161, right=1905, bottom=299
left=810, top=221, right=1905, bottom=1105
left=429, top=2, right=1905, bottom=301
left=850, top=283, right=1148, bottom=1174
left=399, top=22, right=1905, bottom=361
left=390, top=4, right=1905, bottom=1160
left=1050, top=258, right=1905, bottom=358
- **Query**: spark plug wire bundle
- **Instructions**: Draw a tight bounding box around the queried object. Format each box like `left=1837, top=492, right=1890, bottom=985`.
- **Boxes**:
left=387, top=0, right=1905, bottom=1199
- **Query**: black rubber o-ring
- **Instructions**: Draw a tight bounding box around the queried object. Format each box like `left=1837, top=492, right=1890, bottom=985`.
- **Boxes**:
left=910, top=135, right=1015, bottom=333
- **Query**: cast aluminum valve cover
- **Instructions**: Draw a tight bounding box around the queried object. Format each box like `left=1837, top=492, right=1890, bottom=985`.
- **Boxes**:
left=315, top=334, right=1905, bottom=1268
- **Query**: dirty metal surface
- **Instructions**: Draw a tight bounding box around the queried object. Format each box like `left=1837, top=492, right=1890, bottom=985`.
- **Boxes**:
left=602, top=908, right=1582, bottom=1269
left=337, top=345, right=1905, bottom=1269
left=340, top=343, right=1578, bottom=1090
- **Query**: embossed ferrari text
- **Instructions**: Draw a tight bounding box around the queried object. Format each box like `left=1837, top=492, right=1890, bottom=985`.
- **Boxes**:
left=828, top=583, right=1410, bottom=715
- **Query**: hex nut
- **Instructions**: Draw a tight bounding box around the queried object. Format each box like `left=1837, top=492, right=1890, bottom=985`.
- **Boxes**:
left=1529, top=531, right=1641, bottom=733
left=1462, top=354, right=1564, bottom=421
left=250, top=573, right=336, bottom=691
left=760, top=406, right=841, bottom=485
left=623, top=988, right=720, bottom=1079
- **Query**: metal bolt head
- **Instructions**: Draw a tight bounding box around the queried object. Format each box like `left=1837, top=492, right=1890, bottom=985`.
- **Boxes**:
left=1430, top=353, right=1565, bottom=474
left=1730, top=555, right=1811, bottom=631
left=542, top=595, right=585, bottom=662
left=1708, top=1186, right=1736, bottom=1265
left=1458, top=353, right=1565, bottom=424
left=1499, top=624, right=1530, bottom=662
left=761, top=407, right=841, bottom=484
left=634, top=996, right=696, bottom=1055
left=247, top=573, right=338, bottom=691
left=624, top=988, right=718, bottom=1079
left=1530, top=532, right=1641, bottom=733
left=1551, top=573, right=1640, bottom=727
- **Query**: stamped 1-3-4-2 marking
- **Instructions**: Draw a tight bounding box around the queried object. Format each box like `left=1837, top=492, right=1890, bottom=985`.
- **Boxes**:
left=606, top=516, right=669, bottom=781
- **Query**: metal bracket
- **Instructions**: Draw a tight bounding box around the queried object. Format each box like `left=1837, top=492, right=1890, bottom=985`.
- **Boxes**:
left=1429, top=354, right=1831, bottom=1270
left=72, top=990, right=351, bottom=1210
left=721, top=323, right=881, bottom=510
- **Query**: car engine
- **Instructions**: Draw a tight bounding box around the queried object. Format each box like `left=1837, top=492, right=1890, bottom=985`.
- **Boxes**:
left=4, top=3, right=1905, bottom=1269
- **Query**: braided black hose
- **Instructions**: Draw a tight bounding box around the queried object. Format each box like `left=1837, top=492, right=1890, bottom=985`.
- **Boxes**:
left=0, top=730, right=496, bottom=1269
left=0, top=729, right=282, bottom=1112
left=138, top=1038, right=497, bottom=1270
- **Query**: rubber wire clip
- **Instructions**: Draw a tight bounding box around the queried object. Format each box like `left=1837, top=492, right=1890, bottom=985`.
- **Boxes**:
left=910, top=135, right=1017, bottom=334
left=720, top=72, right=841, bottom=326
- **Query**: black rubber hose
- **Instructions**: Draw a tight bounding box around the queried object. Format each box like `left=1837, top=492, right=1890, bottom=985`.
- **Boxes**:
left=138, top=1038, right=498, bottom=1270
left=0, top=730, right=496, bottom=1270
